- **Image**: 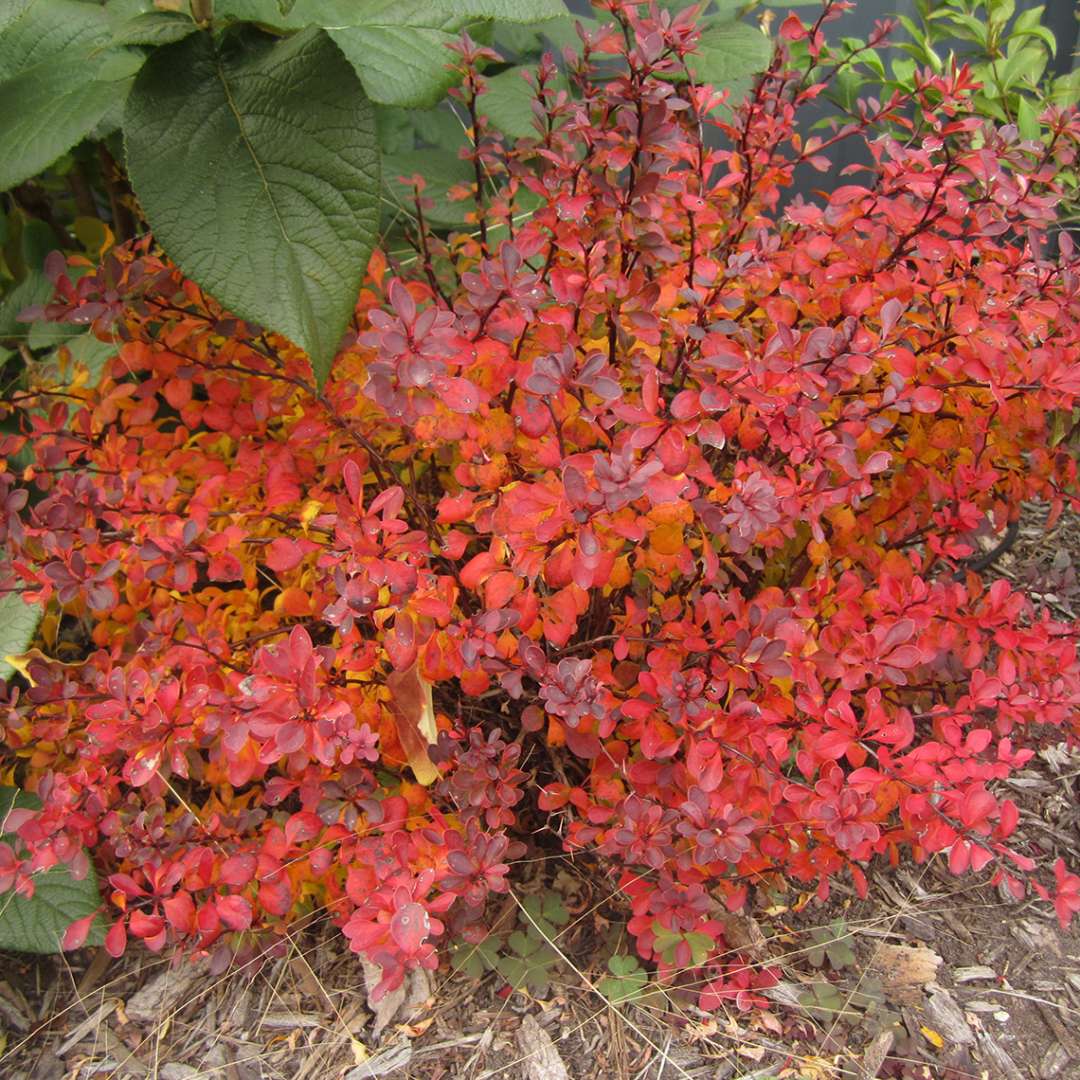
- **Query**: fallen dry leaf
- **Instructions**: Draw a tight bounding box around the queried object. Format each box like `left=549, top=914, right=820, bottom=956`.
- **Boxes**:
left=717, top=910, right=767, bottom=956
left=123, top=962, right=207, bottom=1026
left=385, top=661, right=439, bottom=785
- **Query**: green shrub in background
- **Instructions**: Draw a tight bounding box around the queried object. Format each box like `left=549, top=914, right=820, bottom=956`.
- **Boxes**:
left=813, top=0, right=1080, bottom=225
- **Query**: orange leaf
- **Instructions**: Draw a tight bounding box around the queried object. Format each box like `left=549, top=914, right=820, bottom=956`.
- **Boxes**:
left=385, top=661, right=439, bottom=785
left=649, top=521, right=684, bottom=556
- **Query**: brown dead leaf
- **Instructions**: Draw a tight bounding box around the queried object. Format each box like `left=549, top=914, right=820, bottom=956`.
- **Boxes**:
left=398, top=1016, right=434, bottom=1038
left=385, top=661, right=439, bottom=785
left=363, top=959, right=407, bottom=1040
left=123, top=961, right=207, bottom=1026
left=867, top=944, right=941, bottom=1005
left=976, top=1031, right=1025, bottom=1080
left=716, top=911, right=767, bottom=956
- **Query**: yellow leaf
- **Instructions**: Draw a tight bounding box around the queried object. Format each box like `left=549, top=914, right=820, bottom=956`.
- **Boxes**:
left=772, top=676, right=794, bottom=695
left=920, top=1026, right=944, bottom=1049
left=299, top=499, right=323, bottom=533
left=386, top=661, right=439, bottom=785
left=4, top=648, right=82, bottom=686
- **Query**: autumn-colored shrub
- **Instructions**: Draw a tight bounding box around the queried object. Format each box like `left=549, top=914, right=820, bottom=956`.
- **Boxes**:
left=3, top=0, right=1080, bottom=1007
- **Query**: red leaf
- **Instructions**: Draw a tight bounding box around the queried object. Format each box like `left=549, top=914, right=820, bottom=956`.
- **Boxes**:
left=62, top=911, right=99, bottom=951
left=266, top=537, right=304, bottom=573
left=217, top=894, right=253, bottom=931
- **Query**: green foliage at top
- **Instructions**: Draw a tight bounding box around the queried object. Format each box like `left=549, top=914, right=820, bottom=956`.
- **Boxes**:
left=124, top=26, right=381, bottom=386
left=805, top=0, right=1080, bottom=224
left=0, top=0, right=566, bottom=384
left=0, top=0, right=779, bottom=388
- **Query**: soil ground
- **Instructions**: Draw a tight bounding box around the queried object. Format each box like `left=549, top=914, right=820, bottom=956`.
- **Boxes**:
left=2, top=506, right=1079, bottom=1080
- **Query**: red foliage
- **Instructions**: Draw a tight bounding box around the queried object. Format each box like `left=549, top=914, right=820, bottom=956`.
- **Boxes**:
left=3, top=0, right=1080, bottom=1007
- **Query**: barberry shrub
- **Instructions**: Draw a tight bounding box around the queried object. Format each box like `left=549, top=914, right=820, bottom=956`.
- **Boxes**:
left=3, top=0, right=1080, bottom=1009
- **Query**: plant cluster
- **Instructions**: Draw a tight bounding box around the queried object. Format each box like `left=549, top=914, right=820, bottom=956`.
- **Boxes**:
left=0, top=0, right=776, bottom=390
left=3, top=0, right=1080, bottom=1012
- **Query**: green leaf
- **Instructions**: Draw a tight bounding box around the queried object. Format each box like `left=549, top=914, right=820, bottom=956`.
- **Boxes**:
left=68, top=331, right=119, bottom=386
left=1016, top=94, right=1040, bottom=141
left=109, top=10, right=199, bottom=46
left=0, top=272, right=51, bottom=340
left=325, top=12, right=477, bottom=108
left=540, top=893, right=569, bottom=926
left=412, top=105, right=468, bottom=151
left=1000, top=44, right=1047, bottom=90
left=508, top=928, right=538, bottom=956
left=383, top=149, right=473, bottom=228
left=0, top=0, right=143, bottom=191
left=0, top=593, right=41, bottom=682
left=536, top=12, right=599, bottom=54
left=124, top=28, right=380, bottom=388
left=935, top=11, right=988, bottom=46
left=481, top=67, right=541, bottom=139
left=1011, top=25, right=1057, bottom=55
left=598, top=953, right=649, bottom=1003
left=218, top=0, right=566, bottom=108
left=449, top=936, right=499, bottom=977
left=376, top=106, right=419, bottom=155
left=686, top=20, right=772, bottom=105
left=27, top=320, right=79, bottom=351
left=684, top=930, right=714, bottom=966
left=890, top=56, right=917, bottom=87
left=0, top=797, right=104, bottom=954
left=1049, top=70, right=1080, bottom=108
left=494, top=21, right=542, bottom=57
left=20, top=219, right=56, bottom=275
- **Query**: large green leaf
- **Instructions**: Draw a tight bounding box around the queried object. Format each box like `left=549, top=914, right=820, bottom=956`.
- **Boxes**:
left=383, top=149, right=473, bottom=228
left=0, top=592, right=42, bottom=683
left=108, top=10, right=200, bottom=47
left=0, top=272, right=52, bottom=341
left=480, top=67, right=542, bottom=139
left=125, top=28, right=380, bottom=387
left=687, top=20, right=772, bottom=104
left=217, top=0, right=565, bottom=107
left=0, top=787, right=104, bottom=954
left=327, top=0, right=566, bottom=109
left=0, top=0, right=143, bottom=191
left=535, top=12, right=599, bottom=54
